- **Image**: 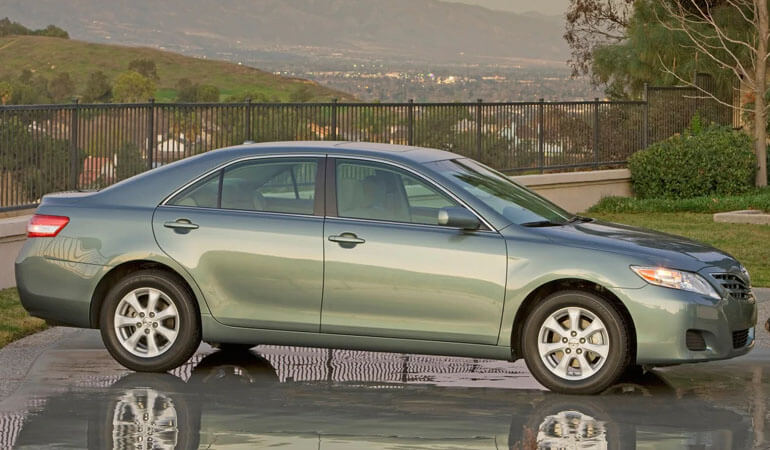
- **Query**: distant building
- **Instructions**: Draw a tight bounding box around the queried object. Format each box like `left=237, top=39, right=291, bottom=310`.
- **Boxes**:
left=154, top=133, right=189, bottom=167
left=79, top=156, right=115, bottom=187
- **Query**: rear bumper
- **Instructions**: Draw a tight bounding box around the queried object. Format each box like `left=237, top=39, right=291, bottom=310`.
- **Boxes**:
left=616, top=284, right=757, bottom=365
left=15, top=244, right=105, bottom=328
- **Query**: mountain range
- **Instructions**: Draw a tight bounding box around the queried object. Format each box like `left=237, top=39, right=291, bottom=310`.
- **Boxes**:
left=0, top=0, right=569, bottom=65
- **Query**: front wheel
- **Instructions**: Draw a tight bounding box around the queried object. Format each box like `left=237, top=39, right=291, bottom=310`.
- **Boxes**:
left=100, top=270, right=201, bottom=372
left=521, top=290, right=631, bottom=394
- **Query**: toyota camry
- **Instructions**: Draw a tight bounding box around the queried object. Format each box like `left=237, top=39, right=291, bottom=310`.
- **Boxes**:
left=15, top=141, right=757, bottom=394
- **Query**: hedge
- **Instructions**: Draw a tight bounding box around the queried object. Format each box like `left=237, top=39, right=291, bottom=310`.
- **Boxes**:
left=628, top=120, right=755, bottom=199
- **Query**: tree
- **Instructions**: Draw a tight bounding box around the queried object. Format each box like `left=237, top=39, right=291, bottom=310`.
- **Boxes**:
left=82, top=71, right=112, bottom=103
left=196, top=84, right=220, bottom=102
left=113, top=71, right=155, bottom=103
left=127, top=59, right=159, bottom=81
left=590, top=2, right=738, bottom=99
left=655, top=0, right=768, bottom=186
left=11, top=74, right=51, bottom=105
left=175, top=78, right=196, bottom=102
left=34, top=24, right=68, bottom=39
left=0, top=17, right=68, bottom=39
left=47, top=72, right=75, bottom=103
left=565, top=0, right=635, bottom=78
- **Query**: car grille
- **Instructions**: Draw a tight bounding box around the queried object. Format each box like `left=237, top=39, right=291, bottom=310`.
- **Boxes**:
left=712, top=273, right=751, bottom=301
left=732, top=329, right=749, bottom=349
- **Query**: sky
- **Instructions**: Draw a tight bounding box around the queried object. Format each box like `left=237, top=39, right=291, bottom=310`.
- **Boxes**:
left=451, top=0, right=570, bottom=16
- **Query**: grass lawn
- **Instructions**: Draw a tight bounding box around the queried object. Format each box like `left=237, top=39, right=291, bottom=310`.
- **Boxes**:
left=590, top=212, right=770, bottom=287
left=0, top=288, right=46, bottom=349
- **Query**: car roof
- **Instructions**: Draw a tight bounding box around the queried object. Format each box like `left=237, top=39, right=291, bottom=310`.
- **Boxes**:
left=92, top=141, right=465, bottom=209
left=214, top=141, right=462, bottom=164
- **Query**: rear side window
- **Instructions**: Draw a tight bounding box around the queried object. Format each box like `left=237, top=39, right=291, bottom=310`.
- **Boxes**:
left=221, top=159, right=318, bottom=214
left=168, top=172, right=220, bottom=208
left=167, top=158, right=319, bottom=215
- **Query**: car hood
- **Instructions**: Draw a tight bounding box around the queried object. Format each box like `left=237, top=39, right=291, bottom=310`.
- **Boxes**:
left=520, top=219, right=741, bottom=273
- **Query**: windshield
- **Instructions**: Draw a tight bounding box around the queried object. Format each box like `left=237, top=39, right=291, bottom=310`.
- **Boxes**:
left=428, top=159, right=574, bottom=226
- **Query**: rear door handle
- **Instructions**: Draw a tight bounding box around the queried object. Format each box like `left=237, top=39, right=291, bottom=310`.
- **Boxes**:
left=164, top=219, right=199, bottom=230
left=328, top=233, right=365, bottom=245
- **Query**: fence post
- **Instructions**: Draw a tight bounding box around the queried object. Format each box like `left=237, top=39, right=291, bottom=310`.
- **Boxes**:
left=407, top=99, right=414, bottom=146
left=147, top=98, right=155, bottom=170
left=330, top=98, right=338, bottom=141
left=593, top=97, right=600, bottom=168
left=245, top=98, right=252, bottom=142
left=538, top=98, right=545, bottom=173
left=69, top=99, right=79, bottom=190
left=643, top=83, right=649, bottom=149
left=476, top=98, right=483, bottom=160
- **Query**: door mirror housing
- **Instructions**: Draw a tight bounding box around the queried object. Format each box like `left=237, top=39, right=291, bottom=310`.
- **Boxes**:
left=437, top=207, right=481, bottom=230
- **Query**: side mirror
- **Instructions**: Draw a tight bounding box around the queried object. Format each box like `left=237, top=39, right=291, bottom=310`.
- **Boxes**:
left=437, top=207, right=481, bottom=230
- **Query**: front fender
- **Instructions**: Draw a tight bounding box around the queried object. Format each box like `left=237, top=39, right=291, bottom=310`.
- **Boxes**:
left=497, top=238, right=646, bottom=347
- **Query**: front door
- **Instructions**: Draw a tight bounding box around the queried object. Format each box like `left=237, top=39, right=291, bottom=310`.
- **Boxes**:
left=321, top=158, right=508, bottom=344
left=153, top=156, right=325, bottom=331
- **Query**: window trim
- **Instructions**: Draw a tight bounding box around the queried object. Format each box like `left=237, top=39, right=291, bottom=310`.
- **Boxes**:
left=161, top=154, right=325, bottom=217
left=327, top=156, right=496, bottom=232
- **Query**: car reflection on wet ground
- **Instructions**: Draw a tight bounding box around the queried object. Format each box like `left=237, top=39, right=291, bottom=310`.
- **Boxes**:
left=0, top=329, right=768, bottom=449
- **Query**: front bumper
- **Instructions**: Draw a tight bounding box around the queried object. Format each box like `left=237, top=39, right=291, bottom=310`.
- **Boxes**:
left=614, top=284, right=757, bottom=365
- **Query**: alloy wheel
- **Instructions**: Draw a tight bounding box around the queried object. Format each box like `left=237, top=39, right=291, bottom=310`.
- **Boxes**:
left=114, top=287, right=180, bottom=358
left=537, top=306, right=610, bottom=381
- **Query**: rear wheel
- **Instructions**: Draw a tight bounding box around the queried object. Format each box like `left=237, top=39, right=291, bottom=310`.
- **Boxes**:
left=100, top=270, right=200, bottom=372
left=521, top=290, right=631, bottom=394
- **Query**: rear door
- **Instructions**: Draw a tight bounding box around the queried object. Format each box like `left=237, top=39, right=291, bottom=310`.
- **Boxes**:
left=153, top=156, right=325, bottom=331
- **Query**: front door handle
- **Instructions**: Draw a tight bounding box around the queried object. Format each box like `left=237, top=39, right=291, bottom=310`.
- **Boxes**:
left=328, top=233, right=365, bottom=246
left=164, top=219, right=199, bottom=230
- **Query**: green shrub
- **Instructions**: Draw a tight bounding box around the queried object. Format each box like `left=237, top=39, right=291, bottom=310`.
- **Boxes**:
left=628, top=121, right=755, bottom=199
left=115, top=142, right=145, bottom=181
left=589, top=188, right=770, bottom=214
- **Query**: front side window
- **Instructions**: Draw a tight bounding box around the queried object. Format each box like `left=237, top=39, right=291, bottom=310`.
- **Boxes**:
left=336, top=159, right=458, bottom=225
left=428, top=158, right=573, bottom=226
left=168, top=158, right=318, bottom=215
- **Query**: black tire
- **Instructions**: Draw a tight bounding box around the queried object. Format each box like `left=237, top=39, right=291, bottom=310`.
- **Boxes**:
left=100, top=269, right=201, bottom=372
left=521, top=290, right=631, bottom=395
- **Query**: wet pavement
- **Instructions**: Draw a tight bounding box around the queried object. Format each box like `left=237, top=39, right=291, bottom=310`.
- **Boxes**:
left=1, top=329, right=770, bottom=449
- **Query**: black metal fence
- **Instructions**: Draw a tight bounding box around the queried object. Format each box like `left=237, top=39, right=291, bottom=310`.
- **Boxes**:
left=0, top=87, right=735, bottom=211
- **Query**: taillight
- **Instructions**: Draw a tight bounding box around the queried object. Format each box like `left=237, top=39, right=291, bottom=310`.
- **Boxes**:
left=27, top=214, right=70, bottom=238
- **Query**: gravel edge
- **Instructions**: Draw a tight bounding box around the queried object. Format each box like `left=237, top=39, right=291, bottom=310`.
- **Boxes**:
left=0, top=327, right=80, bottom=401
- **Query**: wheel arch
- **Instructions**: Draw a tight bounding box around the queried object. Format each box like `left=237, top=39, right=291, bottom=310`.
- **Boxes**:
left=510, top=278, right=637, bottom=361
left=90, top=259, right=203, bottom=329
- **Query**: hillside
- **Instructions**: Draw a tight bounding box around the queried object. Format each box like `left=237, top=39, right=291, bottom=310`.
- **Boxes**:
left=450, top=0, right=568, bottom=16
left=0, top=35, right=353, bottom=102
left=0, top=0, right=569, bottom=65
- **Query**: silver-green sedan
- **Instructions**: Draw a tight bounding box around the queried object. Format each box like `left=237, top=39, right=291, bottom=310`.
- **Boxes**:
left=15, top=142, right=757, bottom=394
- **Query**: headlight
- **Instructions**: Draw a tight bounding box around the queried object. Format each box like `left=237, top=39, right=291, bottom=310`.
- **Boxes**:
left=630, top=266, right=721, bottom=299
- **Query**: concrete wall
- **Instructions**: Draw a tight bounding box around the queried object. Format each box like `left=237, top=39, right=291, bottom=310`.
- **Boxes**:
left=0, top=211, right=32, bottom=289
left=512, top=169, right=632, bottom=214
left=0, top=169, right=632, bottom=289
